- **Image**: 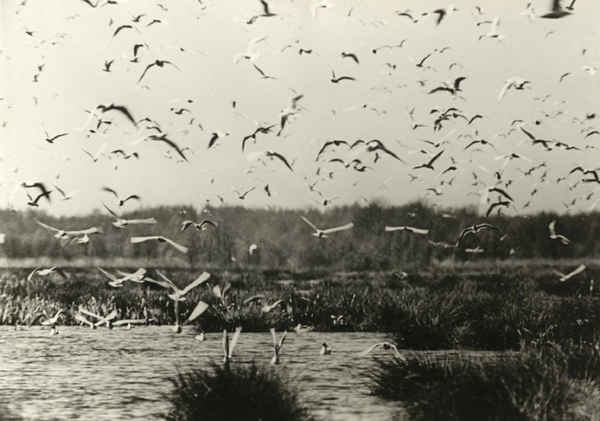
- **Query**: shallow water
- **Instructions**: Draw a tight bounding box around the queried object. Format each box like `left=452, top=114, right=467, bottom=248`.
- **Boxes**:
left=1, top=327, right=405, bottom=420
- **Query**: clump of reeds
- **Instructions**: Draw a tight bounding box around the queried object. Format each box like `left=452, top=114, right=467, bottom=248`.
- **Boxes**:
left=165, top=362, right=312, bottom=421
left=369, top=342, right=600, bottom=421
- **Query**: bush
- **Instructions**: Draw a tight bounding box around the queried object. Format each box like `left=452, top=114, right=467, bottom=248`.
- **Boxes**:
left=165, top=362, right=312, bottom=421
left=369, top=343, right=600, bottom=421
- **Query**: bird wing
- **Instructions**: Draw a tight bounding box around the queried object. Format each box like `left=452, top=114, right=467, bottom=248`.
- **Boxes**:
left=549, top=220, right=557, bottom=236
left=456, top=227, right=473, bottom=246
left=36, top=220, right=60, bottom=233
left=241, top=186, right=257, bottom=198
left=498, top=79, right=515, bottom=101
left=268, top=151, right=294, bottom=171
left=187, top=301, right=210, bottom=322
left=101, top=186, right=119, bottom=198
left=123, top=194, right=141, bottom=203
left=97, top=267, right=120, bottom=282
left=372, top=142, right=405, bottom=163
left=164, top=61, right=183, bottom=72
left=565, top=264, right=586, bottom=280
left=228, top=327, right=242, bottom=358
left=384, top=226, right=404, bottom=232
left=199, top=219, right=218, bottom=229
left=300, top=215, right=319, bottom=231
left=407, top=227, right=429, bottom=235
left=27, top=267, right=41, bottom=282
left=79, top=307, right=102, bottom=320
left=490, top=187, right=514, bottom=202
left=520, top=127, right=537, bottom=141
left=428, top=149, right=444, bottom=166
left=418, top=53, right=432, bottom=66
left=127, top=218, right=158, bottom=225
left=270, top=328, right=277, bottom=349
left=102, top=202, right=119, bottom=218
left=113, top=25, right=130, bottom=37
left=74, top=313, right=94, bottom=326
left=243, top=294, right=266, bottom=305
left=130, top=236, right=158, bottom=243
left=252, top=63, right=266, bottom=77
left=278, top=330, right=287, bottom=349
left=454, top=77, right=467, bottom=90
left=144, top=274, right=175, bottom=291
left=359, top=343, right=385, bottom=356
left=181, top=221, right=194, bottom=231
left=181, top=272, right=211, bottom=295
left=222, top=329, right=229, bottom=357
left=163, top=237, right=189, bottom=254
left=428, top=86, right=452, bottom=95
left=151, top=136, right=188, bottom=162
left=108, top=105, right=137, bottom=127
left=137, top=63, right=155, bottom=84
left=322, top=222, right=354, bottom=234
left=27, top=313, right=47, bottom=327
left=485, top=203, right=499, bottom=218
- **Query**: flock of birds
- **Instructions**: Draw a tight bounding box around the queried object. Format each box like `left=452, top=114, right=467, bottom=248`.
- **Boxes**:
left=1, top=0, right=598, bottom=217
left=24, top=265, right=398, bottom=366
left=1, top=0, right=599, bottom=363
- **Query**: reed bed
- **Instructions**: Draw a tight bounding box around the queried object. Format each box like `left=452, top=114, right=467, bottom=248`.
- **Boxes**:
left=1, top=266, right=599, bottom=352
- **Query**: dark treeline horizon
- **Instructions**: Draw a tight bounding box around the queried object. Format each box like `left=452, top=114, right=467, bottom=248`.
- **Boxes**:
left=1, top=200, right=599, bottom=270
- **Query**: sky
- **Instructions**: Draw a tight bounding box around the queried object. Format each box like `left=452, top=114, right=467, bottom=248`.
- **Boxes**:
left=0, top=0, right=599, bottom=217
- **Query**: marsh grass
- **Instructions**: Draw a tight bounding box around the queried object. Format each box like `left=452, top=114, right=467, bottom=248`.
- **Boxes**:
left=2, top=266, right=600, bottom=350
left=165, top=362, right=313, bottom=421
left=370, top=343, right=600, bottom=421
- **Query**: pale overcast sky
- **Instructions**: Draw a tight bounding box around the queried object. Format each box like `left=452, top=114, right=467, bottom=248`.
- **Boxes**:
left=1, top=0, right=599, bottom=216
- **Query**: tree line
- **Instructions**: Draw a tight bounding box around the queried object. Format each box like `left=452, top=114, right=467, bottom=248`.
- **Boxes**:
left=0, top=200, right=598, bottom=270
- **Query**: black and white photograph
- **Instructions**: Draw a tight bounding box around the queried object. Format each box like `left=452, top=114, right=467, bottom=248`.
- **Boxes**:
left=1, top=0, right=600, bottom=419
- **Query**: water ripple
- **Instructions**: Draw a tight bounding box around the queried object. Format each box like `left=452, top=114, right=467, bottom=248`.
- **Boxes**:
left=1, top=327, right=400, bottom=420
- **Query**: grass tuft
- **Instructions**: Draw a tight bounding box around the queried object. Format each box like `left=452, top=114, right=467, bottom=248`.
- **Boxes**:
left=165, top=362, right=313, bottom=421
left=369, top=343, right=600, bottom=421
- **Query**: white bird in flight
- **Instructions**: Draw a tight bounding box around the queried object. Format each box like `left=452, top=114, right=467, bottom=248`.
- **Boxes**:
left=102, top=203, right=157, bottom=228
left=548, top=220, right=571, bottom=245
left=130, top=236, right=189, bottom=254
left=385, top=226, right=429, bottom=235
left=553, top=264, right=585, bottom=282
left=300, top=215, right=354, bottom=238
left=147, top=270, right=211, bottom=301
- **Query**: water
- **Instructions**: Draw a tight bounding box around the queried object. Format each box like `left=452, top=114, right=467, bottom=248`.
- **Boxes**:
left=0, top=327, right=403, bottom=420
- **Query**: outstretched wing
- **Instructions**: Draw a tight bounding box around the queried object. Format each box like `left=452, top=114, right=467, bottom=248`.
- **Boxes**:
left=187, top=301, right=210, bottom=322
left=322, top=222, right=354, bottom=234
left=130, top=236, right=157, bottom=244
left=164, top=237, right=189, bottom=254
left=358, top=343, right=384, bottom=356
left=228, top=327, right=242, bottom=358
left=181, top=272, right=211, bottom=295
left=137, top=63, right=155, bottom=84
left=181, top=221, right=194, bottom=231
left=36, top=220, right=60, bottom=233
left=300, top=215, right=318, bottom=231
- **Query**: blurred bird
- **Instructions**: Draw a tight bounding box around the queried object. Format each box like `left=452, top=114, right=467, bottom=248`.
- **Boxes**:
left=300, top=216, right=354, bottom=238
left=130, top=236, right=189, bottom=254
left=553, top=264, right=586, bottom=282
left=548, top=220, right=571, bottom=245
left=359, top=342, right=406, bottom=362
left=223, top=327, right=242, bottom=364
left=270, top=328, right=287, bottom=364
